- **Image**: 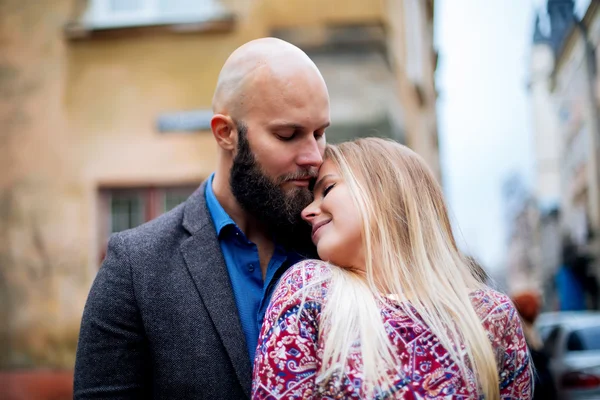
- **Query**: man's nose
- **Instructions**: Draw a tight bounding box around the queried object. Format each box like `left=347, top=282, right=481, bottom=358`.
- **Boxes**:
left=297, top=136, right=323, bottom=168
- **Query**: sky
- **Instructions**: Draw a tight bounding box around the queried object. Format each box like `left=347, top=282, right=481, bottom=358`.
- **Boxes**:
left=434, top=0, right=591, bottom=272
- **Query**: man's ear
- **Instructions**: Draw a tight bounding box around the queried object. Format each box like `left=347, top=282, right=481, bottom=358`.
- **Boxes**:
left=211, top=114, right=236, bottom=151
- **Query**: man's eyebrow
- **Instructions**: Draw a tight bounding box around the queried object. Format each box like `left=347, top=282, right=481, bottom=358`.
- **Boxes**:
left=313, top=174, right=334, bottom=193
left=268, top=122, right=304, bottom=131
left=268, top=122, right=330, bottom=131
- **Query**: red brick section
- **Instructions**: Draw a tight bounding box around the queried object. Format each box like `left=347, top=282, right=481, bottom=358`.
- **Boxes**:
left=0, top=371, right=73, bottom=400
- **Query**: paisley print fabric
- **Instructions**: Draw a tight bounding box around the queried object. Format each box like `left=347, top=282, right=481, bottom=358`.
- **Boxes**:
left=252, top=260, right=532, bottom=399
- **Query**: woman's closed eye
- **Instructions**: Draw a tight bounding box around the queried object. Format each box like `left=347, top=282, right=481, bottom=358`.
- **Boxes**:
left=323, top=183, right=335, bottom=197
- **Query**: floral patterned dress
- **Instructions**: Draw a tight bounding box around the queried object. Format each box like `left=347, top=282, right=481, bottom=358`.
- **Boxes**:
left=252, top=260, right=532, bottom=399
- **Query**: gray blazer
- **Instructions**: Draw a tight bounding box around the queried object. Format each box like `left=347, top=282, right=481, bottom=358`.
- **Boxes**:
left=74, top=181, right=252, bottom=399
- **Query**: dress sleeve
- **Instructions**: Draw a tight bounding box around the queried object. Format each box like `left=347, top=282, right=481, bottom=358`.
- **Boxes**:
left=493, top=296, right=534, bottom=400
left=252, top=260, right=329, bottom=400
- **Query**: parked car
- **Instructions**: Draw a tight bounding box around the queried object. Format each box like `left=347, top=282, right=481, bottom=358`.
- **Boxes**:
left=538, top=312, right=600, bottom=400
left=536, top=311, right=600, bottom=342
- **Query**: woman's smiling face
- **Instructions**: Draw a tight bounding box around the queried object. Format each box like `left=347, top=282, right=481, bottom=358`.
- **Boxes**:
left=301, top=159, right=364, bottom=269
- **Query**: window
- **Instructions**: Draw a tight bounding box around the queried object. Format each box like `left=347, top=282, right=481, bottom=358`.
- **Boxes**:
left=543, top=326, right=562, bottom=358
left=110, top=190, right=145, bottom=233
left=98, top=185, right=198, bottom=262
left=82, top=0, right=226, bottom=29
left=538, top=325, right=554, bottom=342
left=164, top=187, right=194, bottom=212
left=158, top=0, right=207, bottom=14
left=110, top=0, right=143, bottom=14
left=567, top=326, right=600, bottom=352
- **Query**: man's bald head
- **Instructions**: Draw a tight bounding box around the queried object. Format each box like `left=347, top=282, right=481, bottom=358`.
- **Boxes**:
left=212, top=38, right=326, bottom=118
left=209, top=38, right=330, bottom=246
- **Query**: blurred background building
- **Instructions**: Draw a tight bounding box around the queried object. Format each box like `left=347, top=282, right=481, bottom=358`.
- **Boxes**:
left=513, top=0, right=600, bottom=310
left=0, top=0, right=440, bottom=391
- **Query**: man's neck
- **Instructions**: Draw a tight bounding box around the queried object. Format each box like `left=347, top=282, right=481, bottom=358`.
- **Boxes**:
left=212, top=172, right=275, bottom=278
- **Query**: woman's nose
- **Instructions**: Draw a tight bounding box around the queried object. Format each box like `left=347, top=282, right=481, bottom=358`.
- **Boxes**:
left=301, top=201, right=319, bottom=224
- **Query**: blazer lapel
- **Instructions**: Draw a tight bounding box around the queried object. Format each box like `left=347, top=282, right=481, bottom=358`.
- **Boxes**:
left=180, top=182, right=252, bottom=398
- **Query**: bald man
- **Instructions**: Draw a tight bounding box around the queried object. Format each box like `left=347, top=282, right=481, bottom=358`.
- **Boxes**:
left=74, top=38, right=330, bottom=399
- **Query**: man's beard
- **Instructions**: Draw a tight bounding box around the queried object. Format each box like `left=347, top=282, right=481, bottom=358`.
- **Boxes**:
left=230, top=122, right=317, bottom=253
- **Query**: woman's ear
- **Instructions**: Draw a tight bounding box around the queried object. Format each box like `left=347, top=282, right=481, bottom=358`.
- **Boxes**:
left=210, top=114, right=236, bottom=151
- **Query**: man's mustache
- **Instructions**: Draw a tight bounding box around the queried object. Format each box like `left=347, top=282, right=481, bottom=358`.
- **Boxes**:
left=276, top=168, right=319, bottom=185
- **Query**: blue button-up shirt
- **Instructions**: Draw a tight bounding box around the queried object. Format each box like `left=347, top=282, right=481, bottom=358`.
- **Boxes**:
left=205, top=173, right=304, bottom=363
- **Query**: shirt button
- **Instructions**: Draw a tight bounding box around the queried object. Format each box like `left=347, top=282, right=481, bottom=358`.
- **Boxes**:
left=248, top=264, right=255, bottom=272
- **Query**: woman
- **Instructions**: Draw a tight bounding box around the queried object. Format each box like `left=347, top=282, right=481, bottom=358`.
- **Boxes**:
left=252, top=138, right=532, bottom=399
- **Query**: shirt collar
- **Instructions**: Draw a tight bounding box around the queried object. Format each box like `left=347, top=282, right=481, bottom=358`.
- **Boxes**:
left=205, top=173, right=315, bottom=260
left=205, top=173, right=236, bottom=237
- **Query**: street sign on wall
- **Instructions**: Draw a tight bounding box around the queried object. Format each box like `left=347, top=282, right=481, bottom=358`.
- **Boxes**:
left=156, top=110, right=213, bottom=133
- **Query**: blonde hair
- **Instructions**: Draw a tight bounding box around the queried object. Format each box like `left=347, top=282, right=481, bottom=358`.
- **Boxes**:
left=315, top=138, right=500, bottom=399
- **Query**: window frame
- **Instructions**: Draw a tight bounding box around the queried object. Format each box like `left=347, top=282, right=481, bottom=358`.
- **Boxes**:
left=81, top=0, right=226, bottom=29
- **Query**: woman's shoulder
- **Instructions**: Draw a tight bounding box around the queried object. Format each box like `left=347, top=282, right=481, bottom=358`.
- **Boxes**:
left=280, top=259, right=333, bottom=286
left=471, top=289, right=533, bottom=395
left=470, top=287, right=516, bottom=317
left=470, top=287, right=522, bottom=337
left=271, top=259, right=333, bottom=304
left=470, top=286, right=513, bottom=306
